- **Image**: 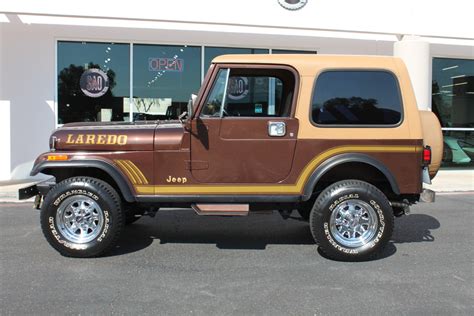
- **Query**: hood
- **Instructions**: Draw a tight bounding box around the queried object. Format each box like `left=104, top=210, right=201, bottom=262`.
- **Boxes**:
left=52, top=121, right=160, bottom=151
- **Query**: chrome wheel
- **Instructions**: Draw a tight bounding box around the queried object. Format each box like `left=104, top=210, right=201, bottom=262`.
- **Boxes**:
left=329, top=199, right=378, bottom=248
left=56, top=196, right=104, bottom=244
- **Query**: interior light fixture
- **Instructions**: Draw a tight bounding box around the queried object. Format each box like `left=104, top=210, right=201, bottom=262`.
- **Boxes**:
left=451, top=75, right=466, bottom=79
left=442, top=65, right=459, bottom=71
left=442, top=82, right=468, bottom=88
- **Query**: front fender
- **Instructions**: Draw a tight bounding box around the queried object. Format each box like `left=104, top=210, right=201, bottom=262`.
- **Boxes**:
left=31, top=156, right=136, bottom=202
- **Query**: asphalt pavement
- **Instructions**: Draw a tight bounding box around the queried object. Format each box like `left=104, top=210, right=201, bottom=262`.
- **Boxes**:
left=1, top=194, right=473, bottom=315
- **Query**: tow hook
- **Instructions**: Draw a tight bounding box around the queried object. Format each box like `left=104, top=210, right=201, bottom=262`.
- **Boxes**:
left=391, top=200, right=410, bottom=217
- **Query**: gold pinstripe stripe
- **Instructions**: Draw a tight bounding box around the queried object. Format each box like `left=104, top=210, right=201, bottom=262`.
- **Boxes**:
left=115, top=159, right=149, bottom=185
left=134, top=145, right=419, bottom=195
left=115, top=160, right=140, bottom=185
left=125, top=160, right=149, bottom=185
left=121, top=160, right=144, bottom=185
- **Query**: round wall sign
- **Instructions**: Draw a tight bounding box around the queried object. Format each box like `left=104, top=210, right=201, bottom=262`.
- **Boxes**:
left=228, top=77, right=249, bottom=100
left=278, top=0, right=308, bottom=10
left=80, top=68, right=109, bottom=98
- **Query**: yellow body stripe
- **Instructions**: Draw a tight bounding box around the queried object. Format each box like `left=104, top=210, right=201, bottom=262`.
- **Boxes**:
left=115, top=160, right=139, bottom=184
left=126, top=161, right=149, bottom=184
left=133, top=145, right=418, bottom=195
left=124, top=160, right=144, bottom=185
left=115, top=160, right=149, bottom=185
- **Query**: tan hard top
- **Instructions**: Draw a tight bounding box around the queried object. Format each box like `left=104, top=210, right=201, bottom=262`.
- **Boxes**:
left=213, top=54, right=423, bottom=141
left=212, top=54, right=404, bottom=76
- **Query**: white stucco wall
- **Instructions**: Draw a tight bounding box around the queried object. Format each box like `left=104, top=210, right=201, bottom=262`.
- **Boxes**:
left=0, top=1, right=473, bottom=180
left=1, top=0, right=473, bottom=40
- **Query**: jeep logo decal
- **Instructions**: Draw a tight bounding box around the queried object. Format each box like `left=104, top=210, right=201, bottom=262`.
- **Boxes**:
left=166, top=176, right=188, bottom=184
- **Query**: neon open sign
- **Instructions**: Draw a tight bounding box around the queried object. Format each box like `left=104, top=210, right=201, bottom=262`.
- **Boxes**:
left=148, top=58, right=184, bottom=72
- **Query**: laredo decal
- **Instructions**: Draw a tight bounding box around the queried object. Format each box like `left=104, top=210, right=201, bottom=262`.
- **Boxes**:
left=65, top=134, right=128, bottom=145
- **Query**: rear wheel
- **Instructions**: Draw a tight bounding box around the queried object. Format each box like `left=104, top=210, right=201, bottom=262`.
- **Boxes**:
left=40, top=177, right=124, bottom=257
left=310, top=180, right=394, bottom=261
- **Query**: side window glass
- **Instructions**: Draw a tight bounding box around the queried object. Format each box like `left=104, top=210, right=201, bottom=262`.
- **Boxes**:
left=201, top=69, right=229, bottom=117
left=311, top=71, right=403, bottom=125
left=224, top=76, right=285, bottom=117
left=200, top=67, right=296, bottom=118
left=224, top=69, right=295, bottom=117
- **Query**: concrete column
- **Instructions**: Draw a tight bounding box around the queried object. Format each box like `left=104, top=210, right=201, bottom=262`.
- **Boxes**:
left=0, top=101, right=11, bottom=180
left=394, top=35, right=431, bottom=111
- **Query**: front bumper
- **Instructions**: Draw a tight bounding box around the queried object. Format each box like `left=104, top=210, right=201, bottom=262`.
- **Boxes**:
left=18, top=180, right=56, bottom=200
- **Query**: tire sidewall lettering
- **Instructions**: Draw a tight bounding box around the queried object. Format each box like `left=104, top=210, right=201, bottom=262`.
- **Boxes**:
left=323, top=193, right=386, bottom=256
left=48, top=189, right=109, bottom=249
left=53, top=189, right=99, bottom=206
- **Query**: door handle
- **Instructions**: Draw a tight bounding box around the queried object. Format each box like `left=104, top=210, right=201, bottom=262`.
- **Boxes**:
left=268, top=121, right=286, bottom=137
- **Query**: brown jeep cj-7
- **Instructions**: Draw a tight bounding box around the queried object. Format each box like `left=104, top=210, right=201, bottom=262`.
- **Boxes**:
left=21, top=55, right=443, bottom=261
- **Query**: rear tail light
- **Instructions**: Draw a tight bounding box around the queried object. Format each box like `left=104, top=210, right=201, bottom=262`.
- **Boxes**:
left=423, top=146, right=432, bottom=165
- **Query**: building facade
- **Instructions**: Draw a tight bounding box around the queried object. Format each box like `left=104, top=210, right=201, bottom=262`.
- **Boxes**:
left=0, top=0, right=473, bottom=180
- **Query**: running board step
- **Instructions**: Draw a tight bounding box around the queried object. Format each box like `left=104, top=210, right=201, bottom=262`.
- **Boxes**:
left=191, top=204, right=249, bottom=216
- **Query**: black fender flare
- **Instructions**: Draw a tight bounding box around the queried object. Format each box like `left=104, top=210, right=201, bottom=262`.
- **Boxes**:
left=302, top=153, right=400, bottom=200
left=30, top=160, right=136, bottom=202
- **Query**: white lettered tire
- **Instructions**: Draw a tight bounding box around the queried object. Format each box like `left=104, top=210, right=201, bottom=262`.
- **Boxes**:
left=40, top=177, right=124, bottom=257
left=309, top=180, right=394, bottom=261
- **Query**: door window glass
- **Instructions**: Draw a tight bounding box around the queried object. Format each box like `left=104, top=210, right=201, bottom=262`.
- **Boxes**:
left=201, top=68, right=295, bottom=118
left=201, top=69, right=229, bottom=117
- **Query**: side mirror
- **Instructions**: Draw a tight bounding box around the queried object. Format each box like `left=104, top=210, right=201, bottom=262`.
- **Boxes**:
left=187, top=94, right=197, bottom=119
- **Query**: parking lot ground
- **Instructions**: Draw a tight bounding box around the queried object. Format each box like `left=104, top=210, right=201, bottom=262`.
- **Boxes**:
left=1, top=193, right=473, bottom=315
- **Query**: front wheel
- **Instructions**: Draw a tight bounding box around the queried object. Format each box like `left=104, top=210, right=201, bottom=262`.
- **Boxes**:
left=40, top=177, right=124, bottom=257
left=309, top=180, right=394, bottom=261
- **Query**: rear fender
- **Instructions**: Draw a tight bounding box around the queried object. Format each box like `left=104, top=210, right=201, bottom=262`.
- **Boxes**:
left=302, top=153, right=400, bottom=200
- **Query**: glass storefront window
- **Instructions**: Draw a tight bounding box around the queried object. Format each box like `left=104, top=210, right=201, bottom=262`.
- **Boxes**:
left=432, top=57, right=474, bottom=168
left=441, top=130, right=474, bottom=168
left=204, top=47, right=269, bottom=72
left=57, top=41, right=130, bottom=124
left=272, top=49, right=317, bottom=54
left=132, top=44, right=201, bottom=120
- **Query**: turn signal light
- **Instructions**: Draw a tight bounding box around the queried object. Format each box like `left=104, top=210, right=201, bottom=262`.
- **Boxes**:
left=47, top=155, right=69, bottom=161
left=423, top=146, right=431, bottom=165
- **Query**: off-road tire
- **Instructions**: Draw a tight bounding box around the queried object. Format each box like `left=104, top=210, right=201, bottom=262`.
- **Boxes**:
left=309, top=180, right=394, bottom=261
left=40, top=177, right=124, bottom=257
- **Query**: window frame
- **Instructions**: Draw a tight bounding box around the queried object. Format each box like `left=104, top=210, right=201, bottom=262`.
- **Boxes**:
left=309, top=69, right=405, bottom=128
left=195, top=63, right=300, bottom=120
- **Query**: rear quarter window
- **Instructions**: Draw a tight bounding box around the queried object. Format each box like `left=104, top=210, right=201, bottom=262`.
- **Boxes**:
left=311, top=71, right=403, bottom=126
